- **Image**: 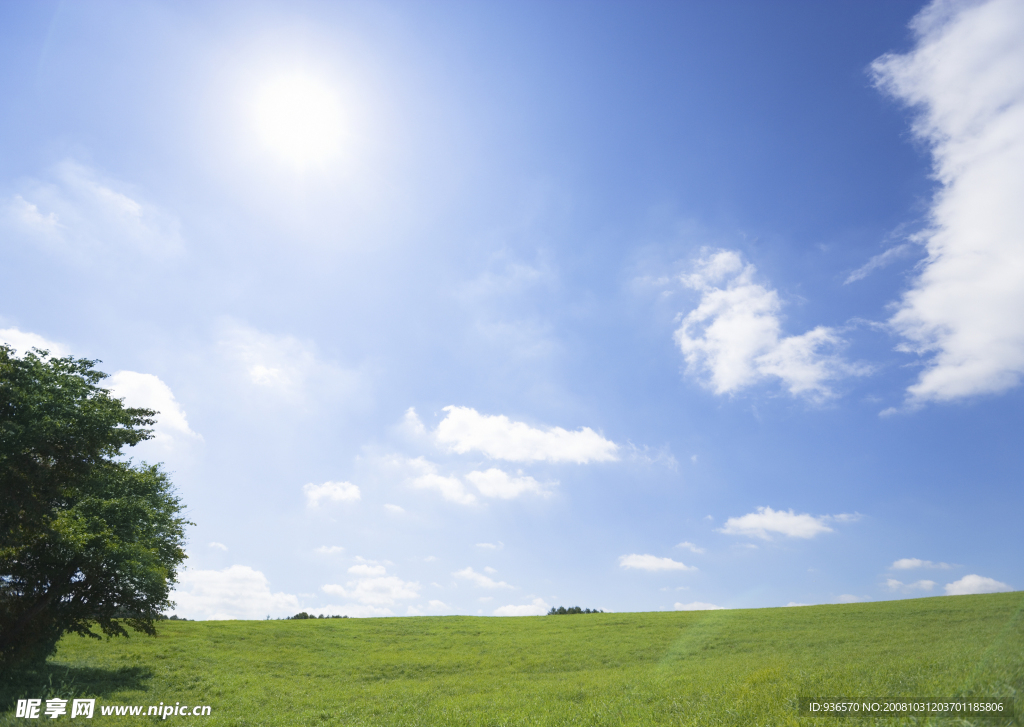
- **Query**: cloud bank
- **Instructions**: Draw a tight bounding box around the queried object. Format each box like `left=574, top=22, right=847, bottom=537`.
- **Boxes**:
left=873, top=0, right=1024, bottom=403
left=172, top=565, right=300, bottom=620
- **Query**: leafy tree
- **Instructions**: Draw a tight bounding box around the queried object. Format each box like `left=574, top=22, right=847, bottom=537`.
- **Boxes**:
left=0, top=346, right=190, bottom=674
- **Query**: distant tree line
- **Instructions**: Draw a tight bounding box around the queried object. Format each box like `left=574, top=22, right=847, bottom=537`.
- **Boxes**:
left=547, top=606, right=603, bottom=615
left=288, top=612, right=349, bottom=620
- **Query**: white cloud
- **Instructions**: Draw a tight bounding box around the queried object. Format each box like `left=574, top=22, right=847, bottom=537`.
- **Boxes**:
left=675, top=250, right=867, bottom=400
left=494, top=598, right=549, bottom=616
left=674, top=601, right=724, bottom=611
left=475, top=542, right=501, bottom=549
left=403, top=456, right=476, bottom=505
left=435, top=405, right=618, bottom=463
left=465, top=468, right=552, bottom=499
left=719, top=506, right=853, bottom=540
left=785, top=602, right=810, bottom=607
left=618, top=554, right=696, bottom=572
left=891, top=558, right=952, bottom=570
left=208, top=542, right=228, bottom=551
left=944, top=574, right=1011, bottom=596
left=0, top=327, right=69, bottom=357
left=873, top=0, right=1024, bottom=403
left=885, top=578, right=937, bottom=592
left=105, top=371, right=201, bottom=447
left=316, top=546, right=345, bottom=555
left=219, top=322, right=361, bottom=404
left=171, top=565, right=300, bottom=620
left=676, top=541, right=705, bottom=554
left=304, top=481, right=360, bottom=507
left=453, top=567, right=513, bottom=589
left=348, top=564, right=387, bottom=576
left=1, top=160, right=182, bottom=260
left=484, top=567, right=498, bottom=574
left=384, top=503, right=405, bottom=514
left=322, top=567, right=421, bottom=606
left=400, top=407, right=427, bottom=437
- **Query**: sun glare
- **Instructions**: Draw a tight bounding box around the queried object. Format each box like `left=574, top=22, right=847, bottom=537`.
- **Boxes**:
left=254, top=75, right=344, bottom=167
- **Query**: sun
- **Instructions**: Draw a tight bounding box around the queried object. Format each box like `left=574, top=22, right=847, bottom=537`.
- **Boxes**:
left=254, top=74, right=344, bottom=166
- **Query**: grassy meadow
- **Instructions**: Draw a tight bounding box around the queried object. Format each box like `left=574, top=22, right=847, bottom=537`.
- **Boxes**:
left=3, top=591, right=1022, bottom=726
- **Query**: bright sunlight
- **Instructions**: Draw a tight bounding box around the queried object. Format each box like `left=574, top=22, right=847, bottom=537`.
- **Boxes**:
left=254, top=74, right=344, bottom=166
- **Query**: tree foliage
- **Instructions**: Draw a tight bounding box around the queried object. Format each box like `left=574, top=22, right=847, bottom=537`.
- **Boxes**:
left=547, top=606, right=602, bottom=615
left=0, top=346, right=190, bottom=673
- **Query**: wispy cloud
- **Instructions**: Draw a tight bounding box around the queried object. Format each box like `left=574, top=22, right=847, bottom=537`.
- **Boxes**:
left=885, top=578, right=936, bottom=593
left=890, top=558, right=952, bottom=570
left=873, top=0, right=1024, bottom=403
left=674, top=601, right=723, bottom=611
left=494, top=597, right=549, bottom=616
left=844, top=243, right=917, bottom=284
left=453, top=566, right=513, bottom=589
left=1, top=160, right=183, bottom=261
left=322, top=564, right=421, bottom=606
left=465, top=468, right=552, bottom=498
left=618, top=554, right=696, bottom=572
left=836, top=595, right=867, bottom=604
left=676, top=541, right=705, bottom=554
left=304, top=481, right=361, bottom=507
left=400, top=456, right=476, bottom=505
left=218, top=321, right=362, bottom=404
left=406, top=600, right=451, bottom=616
left=675, top=250, right=868, bottom=400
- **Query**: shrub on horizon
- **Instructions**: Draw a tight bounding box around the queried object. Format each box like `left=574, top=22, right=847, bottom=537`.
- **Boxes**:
left=547, top=606, right=603, bottom=615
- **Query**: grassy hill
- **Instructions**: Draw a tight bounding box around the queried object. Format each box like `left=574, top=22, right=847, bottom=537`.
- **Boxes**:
left=4, top=592, right=1022, bottom=726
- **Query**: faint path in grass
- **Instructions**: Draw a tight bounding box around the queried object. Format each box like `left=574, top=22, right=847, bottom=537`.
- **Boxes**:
left=5, top=592, right=1021, bottom=726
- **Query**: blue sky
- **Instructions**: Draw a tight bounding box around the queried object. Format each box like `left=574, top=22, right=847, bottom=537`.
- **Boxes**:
left=2, top=0, right=1021, bottom=618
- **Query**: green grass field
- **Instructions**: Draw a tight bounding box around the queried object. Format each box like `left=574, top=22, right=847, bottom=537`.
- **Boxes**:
left=4, top=592, right=1022, bottom=726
